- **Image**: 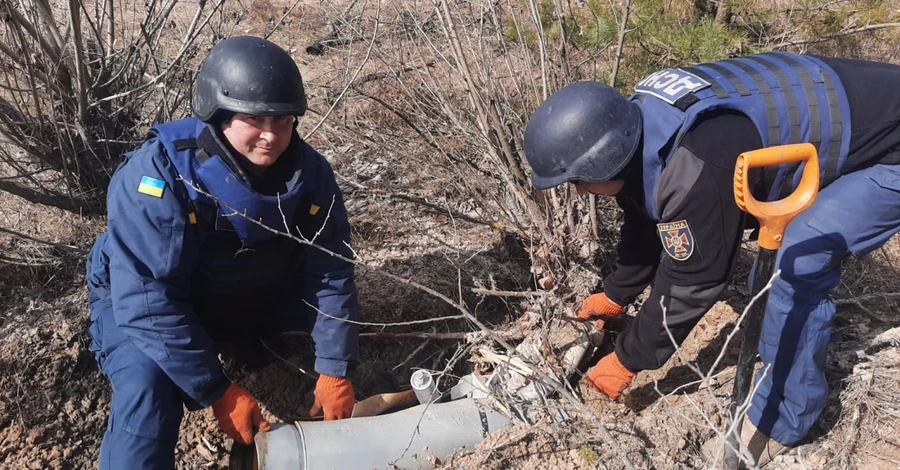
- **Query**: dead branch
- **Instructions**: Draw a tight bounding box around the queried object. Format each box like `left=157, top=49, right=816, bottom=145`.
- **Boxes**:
left=264, top=0, right=305, bottom=40
left=773, top=22, right=900, bottom=49
left=304, top=1, right=380, bottom=140
left=835, top=292, right=900, bottom=305
left=348, top=85, right=502, bottom=181
left=360, top=330, right=526, bottom=342
left=182, top=179, right=517, bottom=353
left=361, top=331, right=468, bottom=340
left=354, top=63, right=433, bottom=89
left=0, top=226, right=87, bottom=254
left=339, top=176, right=531, bottom=240
left=306, top=36, right=368, bottom=56
left=471, top=288, right=546, bottom=298
left=434, top=0, right=556, bottom=252
left=67, top=0, right=89, bottom=121
left=0, top=252, right=61, bottom=266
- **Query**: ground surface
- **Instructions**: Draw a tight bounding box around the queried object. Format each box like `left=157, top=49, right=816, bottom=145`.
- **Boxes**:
left=3, top=175, right=900, bottom=470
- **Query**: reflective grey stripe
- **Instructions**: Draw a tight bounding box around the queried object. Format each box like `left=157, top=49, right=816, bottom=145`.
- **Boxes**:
left=724, top=58, right=782, bottom=147
left=744, top=55, right=804, bottom=196
left=704, top=63, right=752, bottom=97
left=774, top=53, right=842, bottom=186
left=682, top=66, right=728, bottom=98
left=819, top=71, right=843, bottom=186
left=742, top=56, right=802, bottom=143
left=759, top=54, right=821, bottom=145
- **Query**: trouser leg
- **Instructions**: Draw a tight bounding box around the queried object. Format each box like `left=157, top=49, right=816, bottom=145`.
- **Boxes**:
left=748, top=164, right=900, bottom=445
left=98, top=341, right=185, bottom=470
left=88, top=282, right=185, bottom=470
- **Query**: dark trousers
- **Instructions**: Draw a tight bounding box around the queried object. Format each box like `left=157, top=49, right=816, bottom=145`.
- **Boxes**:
left=87, top=287, right=308, bottom=470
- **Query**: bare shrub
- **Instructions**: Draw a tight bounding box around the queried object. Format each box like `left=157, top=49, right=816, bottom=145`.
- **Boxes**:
left=0, top=0, right=230, bottom=210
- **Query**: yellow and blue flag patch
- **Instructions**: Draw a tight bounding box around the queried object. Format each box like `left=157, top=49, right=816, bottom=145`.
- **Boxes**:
left=137, top=175, right=166, bottom=198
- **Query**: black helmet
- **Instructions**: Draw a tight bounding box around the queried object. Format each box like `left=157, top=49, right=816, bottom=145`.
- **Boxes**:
left=193, top=36, right=308, bottom=123
left=524, top=81, right=641, bottom=190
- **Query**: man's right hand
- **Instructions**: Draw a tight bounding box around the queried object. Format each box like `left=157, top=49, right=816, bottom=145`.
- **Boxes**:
left=212, top=383, right=271, bottom=444
left=309, top=374, right=355, bottom=420
left=577, top=292, right=624, bottom=321
left=586, top=352, right=636, bottom=399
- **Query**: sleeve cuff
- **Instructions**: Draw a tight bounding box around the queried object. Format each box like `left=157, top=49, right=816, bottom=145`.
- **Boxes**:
left=194, top=371, right=232, bottom=408
left=314, top=357, right=357, bottom=379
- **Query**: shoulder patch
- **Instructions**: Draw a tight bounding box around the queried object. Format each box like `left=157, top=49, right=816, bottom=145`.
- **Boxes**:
left=137, top=175, right=166, bottom=198
left=634, top=68, right=710, bottom=104
left=658, top=220, right=695, bottom=261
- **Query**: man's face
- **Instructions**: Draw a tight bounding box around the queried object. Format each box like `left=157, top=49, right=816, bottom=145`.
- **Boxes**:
left=572, top=180, right=625, bottom=196
left=221, top=113, right=294, bottom=172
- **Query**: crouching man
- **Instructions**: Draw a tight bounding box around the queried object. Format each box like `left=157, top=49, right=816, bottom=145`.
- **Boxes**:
left=86, top=36, right=359, bottom=469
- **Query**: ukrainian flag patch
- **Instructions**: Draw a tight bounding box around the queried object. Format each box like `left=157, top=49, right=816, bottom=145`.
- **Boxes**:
left=137, top=175, right=166, bottom=198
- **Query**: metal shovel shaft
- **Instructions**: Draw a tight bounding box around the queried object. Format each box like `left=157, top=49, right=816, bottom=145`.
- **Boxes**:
left=723, top=246, right=777, bottom=469
left=725, top=143, right=820, bottom=469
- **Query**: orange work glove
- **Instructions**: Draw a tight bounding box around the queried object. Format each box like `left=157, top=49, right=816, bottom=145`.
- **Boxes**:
left=586, top=352, right=636, bottom=399
left=309, top=374, right=355, bottom=420
left=211, top=383, right=271, bottom=444
left=577, top=292, right=624, bottom=321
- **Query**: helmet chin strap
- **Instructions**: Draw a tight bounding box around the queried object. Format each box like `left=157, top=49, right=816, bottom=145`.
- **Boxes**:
left=209, top=110, right=235, bottom=126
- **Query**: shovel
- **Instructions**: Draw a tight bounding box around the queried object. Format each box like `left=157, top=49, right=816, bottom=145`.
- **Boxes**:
left=724, top=143, right=819, bottom=469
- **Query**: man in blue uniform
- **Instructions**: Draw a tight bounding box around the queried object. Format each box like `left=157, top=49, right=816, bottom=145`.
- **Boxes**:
left=86, top=36, right=359, bottom=469
left=523, top=52, right=900, bottom=466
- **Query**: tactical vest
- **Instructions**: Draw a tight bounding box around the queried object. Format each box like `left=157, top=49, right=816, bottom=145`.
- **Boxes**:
left=630, top=51, right=852, bottom=220
left=150, top=118, right=313, bottom=333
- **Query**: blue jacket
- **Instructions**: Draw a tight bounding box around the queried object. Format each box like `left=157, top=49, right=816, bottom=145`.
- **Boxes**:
left=87, top=117, right=359, bottom=407
left=630, top=51, right=851, bottom=220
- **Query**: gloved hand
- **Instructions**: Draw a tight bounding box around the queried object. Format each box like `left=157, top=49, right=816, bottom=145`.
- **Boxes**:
left=586, top=352, right=636, bottom=399
left=309, top=374, right=355, bottom=420
left=577, top=292, right=624, bottom=321
left=212, top=383, right=271, bottom=444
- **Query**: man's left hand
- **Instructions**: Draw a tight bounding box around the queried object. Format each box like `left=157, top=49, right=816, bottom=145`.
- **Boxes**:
left=309, top=374, right=354, bottom=420
left=577, top=292, right=624, bottom=321
left=586, top=352, right=636, bottom=399
left=212, top=383, right=271, bottom=444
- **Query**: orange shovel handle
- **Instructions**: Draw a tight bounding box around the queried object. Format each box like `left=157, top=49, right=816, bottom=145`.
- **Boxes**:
left=733, top=143, right=819, bottom=250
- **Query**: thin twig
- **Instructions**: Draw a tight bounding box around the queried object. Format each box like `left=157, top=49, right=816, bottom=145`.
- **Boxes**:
left=471, top=288, right=546, bottom=298
left=773, top=22, right=900, bottom=48
left=180, top=179, right=516, bottom=353
left=835, top=292, right=900, bottom=304
left=304, top=0, right=381, bottom=139
left=257, top=338, right=316, bottom=379
left=0, top=226, right=86, bottom=254
left=340, top=176, right=529, bottom=239
left=361, top=331, right=469, bottom=340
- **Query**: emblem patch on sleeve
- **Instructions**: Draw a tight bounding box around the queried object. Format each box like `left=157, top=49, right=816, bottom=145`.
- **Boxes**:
left=658, top=220, right=695, bottom=261
left=137, top=175, right=165, bottom=198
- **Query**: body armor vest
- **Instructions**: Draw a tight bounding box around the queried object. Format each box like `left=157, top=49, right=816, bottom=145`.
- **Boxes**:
left=631, top=51, right=851, bottom=220
left=150, top=118, right=314, bottom=334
